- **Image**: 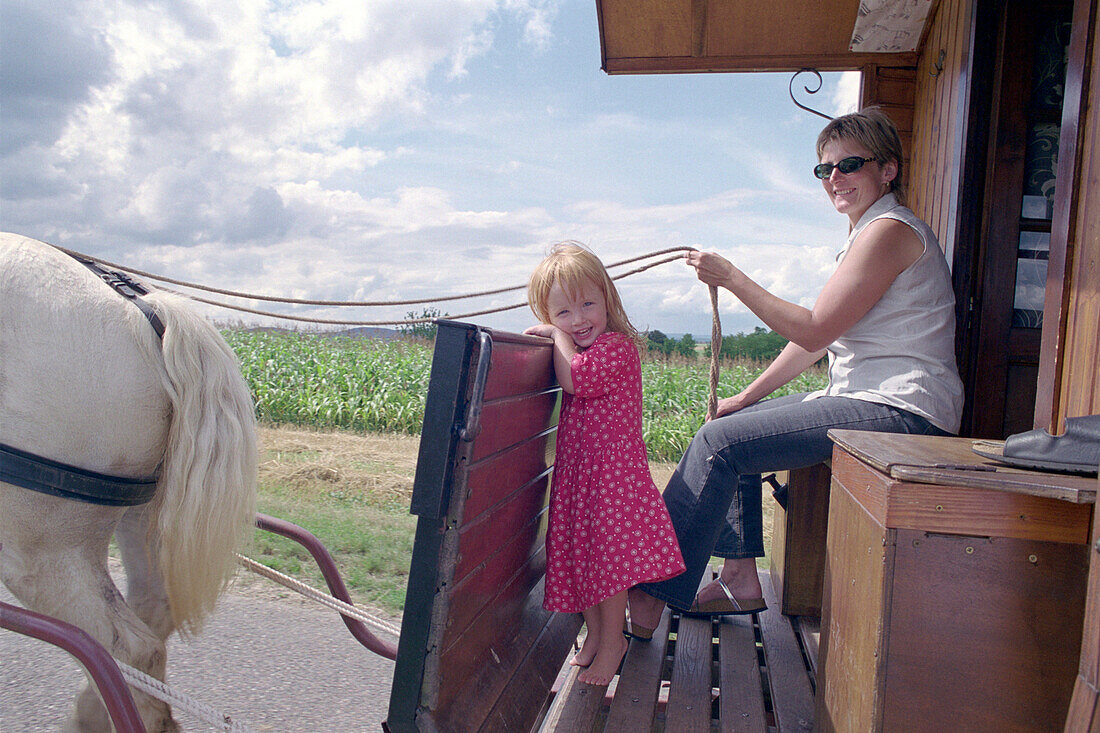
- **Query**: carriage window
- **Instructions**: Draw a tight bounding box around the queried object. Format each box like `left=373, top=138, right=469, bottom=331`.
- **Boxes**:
left=1012, top=13, right=1071, bottom=328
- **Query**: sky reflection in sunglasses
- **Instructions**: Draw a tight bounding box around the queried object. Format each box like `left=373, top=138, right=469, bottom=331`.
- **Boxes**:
left=813, top=156, right=876, bottom=180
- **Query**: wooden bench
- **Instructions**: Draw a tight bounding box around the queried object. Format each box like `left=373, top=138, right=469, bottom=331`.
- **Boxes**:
left=384, top=320, right=816, bottom=733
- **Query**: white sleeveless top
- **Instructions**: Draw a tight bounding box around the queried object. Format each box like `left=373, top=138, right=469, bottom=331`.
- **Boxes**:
left=804, top=193, right=964, bottom=434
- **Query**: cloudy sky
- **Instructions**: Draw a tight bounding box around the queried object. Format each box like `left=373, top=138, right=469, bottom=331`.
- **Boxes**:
left=1, top=0, right=860, bottom=338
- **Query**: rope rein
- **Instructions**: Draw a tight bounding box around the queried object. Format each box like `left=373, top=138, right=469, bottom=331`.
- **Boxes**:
left=234, top=553, right=402, bottom=638
left=113, top=658, right=256, bottom=732
left=708, top=285, right=721, bottom=421
left=50, top=242, right=691, bottom=308
left=56, top=239, right=727, bottom=414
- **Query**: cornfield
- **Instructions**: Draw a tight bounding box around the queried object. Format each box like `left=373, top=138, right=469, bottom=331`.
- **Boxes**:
left=225, top=330, right=828, bottom=463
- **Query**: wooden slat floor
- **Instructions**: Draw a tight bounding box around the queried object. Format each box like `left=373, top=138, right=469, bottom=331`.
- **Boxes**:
left=541, top=570, right=818, bottom=732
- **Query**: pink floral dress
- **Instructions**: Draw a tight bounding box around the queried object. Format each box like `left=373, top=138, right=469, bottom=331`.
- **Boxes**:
left=543, top=331, right=685, bottom=613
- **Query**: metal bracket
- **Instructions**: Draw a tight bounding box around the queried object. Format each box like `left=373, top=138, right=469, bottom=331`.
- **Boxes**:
left=789, top=69, right=833, bottom=121
left=460, top=330, right=493, bottom=442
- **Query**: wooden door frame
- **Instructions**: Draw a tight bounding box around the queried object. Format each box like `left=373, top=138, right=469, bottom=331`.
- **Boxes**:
left=1034, top=0, right=1097, bottom=432
left=953, top=0, right=1083, bottom=438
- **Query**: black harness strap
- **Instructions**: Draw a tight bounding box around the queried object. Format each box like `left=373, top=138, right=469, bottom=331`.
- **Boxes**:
left=0, top=249, right=167, bottom=505
left=0, top=442, right=159, bottom=506
left=74, top=255, right=166, bottom=340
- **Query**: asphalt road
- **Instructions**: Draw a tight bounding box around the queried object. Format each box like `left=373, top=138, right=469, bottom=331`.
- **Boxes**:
left=1, top=578, right=399, bottom=732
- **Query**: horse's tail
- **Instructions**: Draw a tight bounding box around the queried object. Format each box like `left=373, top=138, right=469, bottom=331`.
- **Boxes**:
left=144, top=291, right=258, bottom=635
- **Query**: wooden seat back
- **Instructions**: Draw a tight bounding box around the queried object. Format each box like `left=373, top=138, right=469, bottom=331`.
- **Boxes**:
left=385, top=320, right=580, bottom=733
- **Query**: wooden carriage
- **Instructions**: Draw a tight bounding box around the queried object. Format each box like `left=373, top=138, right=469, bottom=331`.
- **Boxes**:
left=6, top=3, right=1099, bottom=731
left=593, top=0, right=1100, bottom=729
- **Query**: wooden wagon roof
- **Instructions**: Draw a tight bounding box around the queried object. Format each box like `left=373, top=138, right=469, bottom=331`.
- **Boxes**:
left=596, top=0, right=927, bottom=74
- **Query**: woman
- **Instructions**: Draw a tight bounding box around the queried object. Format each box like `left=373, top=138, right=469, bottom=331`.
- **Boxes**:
left=625, top=107, right=964, bottom=636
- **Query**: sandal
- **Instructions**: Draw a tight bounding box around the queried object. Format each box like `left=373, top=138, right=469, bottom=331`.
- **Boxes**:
left=623, top=618, right=655, bottom=641
left=683, top=577, right=767, bottom=617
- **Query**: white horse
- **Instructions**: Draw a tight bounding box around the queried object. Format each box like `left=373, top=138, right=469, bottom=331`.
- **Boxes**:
left=0, top=233, right=258, bottom=732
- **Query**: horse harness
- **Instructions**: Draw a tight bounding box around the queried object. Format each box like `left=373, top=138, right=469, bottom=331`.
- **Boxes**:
left=0, top=252, right=166, bottom=505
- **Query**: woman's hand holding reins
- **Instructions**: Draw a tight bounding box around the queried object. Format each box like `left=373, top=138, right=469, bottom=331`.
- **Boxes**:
left=684, top=249, right=738, bottom=290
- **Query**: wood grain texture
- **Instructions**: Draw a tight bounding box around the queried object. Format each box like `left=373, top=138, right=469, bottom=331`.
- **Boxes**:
left=769, top=463, right=833, bottom=616
left=817, top=482, right=892, bottom=733
left=664, top=615, right=714, bottom=732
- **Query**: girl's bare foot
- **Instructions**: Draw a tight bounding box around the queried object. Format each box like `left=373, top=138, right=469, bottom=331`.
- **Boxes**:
left=577, top=635, right=627, bottom=685
left=571, top=633, right=598, bottom=667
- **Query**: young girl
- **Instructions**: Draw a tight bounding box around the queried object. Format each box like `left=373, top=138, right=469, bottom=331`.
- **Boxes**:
left=525, top=242, right=685, bottom=686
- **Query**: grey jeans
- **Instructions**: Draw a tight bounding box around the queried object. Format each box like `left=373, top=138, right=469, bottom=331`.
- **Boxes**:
left=640, top=393, right=949, bottom=610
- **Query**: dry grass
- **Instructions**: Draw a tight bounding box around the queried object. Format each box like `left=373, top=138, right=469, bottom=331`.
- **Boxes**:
left=258, top=425, right=419, bottom=507
left=243, top=426, right=777, bottom=614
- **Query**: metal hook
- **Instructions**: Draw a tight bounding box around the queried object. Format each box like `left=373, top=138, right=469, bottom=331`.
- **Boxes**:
left=788, top=69, right=833, bottom=121
left=929, top=49, right=946, bottom=78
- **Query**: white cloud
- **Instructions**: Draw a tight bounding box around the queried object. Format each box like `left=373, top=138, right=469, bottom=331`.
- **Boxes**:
left=1, top=0, right=842, bottom=338
left=832, top=71, right=861, bottom=116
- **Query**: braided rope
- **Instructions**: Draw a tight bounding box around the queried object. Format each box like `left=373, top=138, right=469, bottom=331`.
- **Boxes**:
left=154, top=251, right=691, bottom=326
left=115, top=659, right=256, bottom=733
left=235, top=554, right=401, bottom=638
left=48, top=242, right=691, bottom=307
left=708, top=285, right=721, bottom=421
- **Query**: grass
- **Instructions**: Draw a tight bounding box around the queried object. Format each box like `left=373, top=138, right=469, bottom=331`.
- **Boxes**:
left=227, top=329, right=827, bottom=462
left=222, top=331, right=814, bottom=616
left=245, top=426, right=776, bottom=617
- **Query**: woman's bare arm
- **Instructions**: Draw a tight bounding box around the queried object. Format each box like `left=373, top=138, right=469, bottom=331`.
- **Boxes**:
left=689, top=217, right=924, bottom=352
left=714, top=341, right=826, bottom=417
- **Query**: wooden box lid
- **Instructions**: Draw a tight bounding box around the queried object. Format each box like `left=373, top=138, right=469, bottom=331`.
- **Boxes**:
left=828, top=430, right=1096, bottom=505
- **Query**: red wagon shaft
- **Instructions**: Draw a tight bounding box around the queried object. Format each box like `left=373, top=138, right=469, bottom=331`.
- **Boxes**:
left=1, top=601, right=147, bottom=733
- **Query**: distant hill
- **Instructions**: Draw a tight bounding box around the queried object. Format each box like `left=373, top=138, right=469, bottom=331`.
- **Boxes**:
left=326, top=326, right=402, bottom=341
left=237, top=325, right=402, bottom=341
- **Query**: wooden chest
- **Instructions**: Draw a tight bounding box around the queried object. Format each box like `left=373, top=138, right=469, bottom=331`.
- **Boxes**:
left=816, top=430, right=1095, bottom=732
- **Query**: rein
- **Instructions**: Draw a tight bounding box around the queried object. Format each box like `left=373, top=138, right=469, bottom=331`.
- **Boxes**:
left=73, top=254, right=165, bottom=340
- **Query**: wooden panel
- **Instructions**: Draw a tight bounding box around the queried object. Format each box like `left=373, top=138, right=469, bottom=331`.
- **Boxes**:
left=469, top=391, right=557, bottom=462
left=443, top=526, right=546, bottom=648
left=597, top=0, right=919, bottom=73
left=1065, top=472, right=1100, bottom=733
left=817, top=482, right=892, bottom=733
left=717, top=616, right=767, bottom=732
left=861, top=65, right=917, bottom=183
left=463, top=436, right=551, bottom=522
left=453, top=478, right=548, bottom=583
left=769, top=463, right=832, bottom=617
left=433, top=567, right=545, bottom=708
left=1038, top=0, right=1099, bottom=429
left=828, top=438, right=1094, bottom=544
left=481, top=334, right=556, bottom=402
left=664, top=615, right=713, bottom=731
left=1004, top=361, right=1041, bottom=436
left=882, top=529, right=1086, bottom=732
left=1056, top=0, right=1100, bottom=422
left=389, top=322, right=570, bottom=733
left=758, top=577, right=815, bottom=732
left=908, top=0, right=973, bottom=254
left=481, top=611, right=583, bottom=733
left=431, top=579, right=579, bottom=733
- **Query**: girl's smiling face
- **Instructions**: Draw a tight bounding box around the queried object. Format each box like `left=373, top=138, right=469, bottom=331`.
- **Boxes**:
left=819, top=139, right=897, bottom=224
left=546, top=277, right=608, bottom=349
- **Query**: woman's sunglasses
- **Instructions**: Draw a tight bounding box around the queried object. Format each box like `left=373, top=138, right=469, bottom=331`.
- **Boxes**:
left=813, top=156, right=877, bottom=180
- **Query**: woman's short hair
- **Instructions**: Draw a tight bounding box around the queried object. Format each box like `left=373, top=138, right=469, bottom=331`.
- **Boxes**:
left=816, top=107, right=907, bottom=205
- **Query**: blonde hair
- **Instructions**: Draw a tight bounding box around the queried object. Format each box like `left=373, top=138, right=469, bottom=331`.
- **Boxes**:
left=816, top=106, right=907, bottom=206
left=527, top=241, right=641, bottom=345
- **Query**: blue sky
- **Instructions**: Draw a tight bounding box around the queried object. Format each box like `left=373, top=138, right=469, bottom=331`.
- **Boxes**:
left=1, top=0, right=859, bottom=338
